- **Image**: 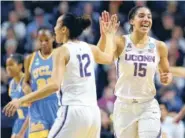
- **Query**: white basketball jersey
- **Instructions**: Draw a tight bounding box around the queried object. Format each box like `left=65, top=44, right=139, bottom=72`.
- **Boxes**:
left=58, top=41, right=97, bottom=106
left=114, top=35, right=160, bottom=99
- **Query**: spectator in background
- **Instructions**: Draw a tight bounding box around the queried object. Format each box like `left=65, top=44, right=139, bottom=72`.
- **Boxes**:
left=13, top=1, right=31, bottom=25
left=52, top=1, right=69, bottom=26
left=153, top=13, right=175, bottom=41
left=101, top=109, right=114, bottom=138
left=80, top=2, right=100, bottom=43
left=168, top=39, right=180, bottom=66
left=171, top=26, right=185, bottom=53
left=160, top=102, right=185, bottom=138
left=1, top=10, right=26, bottom=40
left=2, top=39, right=18, bottom=67
left=26, top=7, right=52, bottom=52
left=98, top=86, right=116, bottom=114
left=159, top=86, right=183, bottom=112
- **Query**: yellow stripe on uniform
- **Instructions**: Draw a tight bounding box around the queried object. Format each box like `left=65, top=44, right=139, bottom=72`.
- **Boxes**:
left=29, top=52, right=36, bottom=73
left=29, top=130, right=49, bottom=138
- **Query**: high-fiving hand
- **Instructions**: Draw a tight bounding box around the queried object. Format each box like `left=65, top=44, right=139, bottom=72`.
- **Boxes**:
left=99, top=11, right=120, bottom=36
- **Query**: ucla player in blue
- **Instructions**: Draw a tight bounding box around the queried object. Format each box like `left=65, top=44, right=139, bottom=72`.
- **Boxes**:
left=4, top=27, right=58, bottom=138
left=6, top=54, right=29, bottom=138
left=24, top=27, right=58, bottom=138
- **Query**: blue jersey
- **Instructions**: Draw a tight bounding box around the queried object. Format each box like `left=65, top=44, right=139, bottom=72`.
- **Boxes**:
left=28, top=51, right=58, bottom=136
left=9, top=76, right=29, bottom=119
left=29, top=51, right=57, bottom=100
left=9, top=76, right=29, bottom=138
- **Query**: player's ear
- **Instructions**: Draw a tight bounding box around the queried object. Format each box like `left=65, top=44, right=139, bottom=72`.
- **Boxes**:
left=61, top=26, right=68, bottom=34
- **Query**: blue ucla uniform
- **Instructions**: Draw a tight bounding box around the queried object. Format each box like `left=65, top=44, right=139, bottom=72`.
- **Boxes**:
left=9, top=76, right=29, bottom=138
left=29, top=51, right=58, bottom=138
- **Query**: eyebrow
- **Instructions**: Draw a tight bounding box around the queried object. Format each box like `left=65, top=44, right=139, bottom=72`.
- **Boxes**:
left=138, top=13, right=152, bottom=16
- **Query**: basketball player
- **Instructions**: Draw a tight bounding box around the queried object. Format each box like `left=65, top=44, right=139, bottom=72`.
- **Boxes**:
left=6, top=54, right=29, bottom=138
left=4, top=27, right=59, bottom=138
left=99, top=8, right=172, bottom=138
left=3, top=13, right=119, bottom=138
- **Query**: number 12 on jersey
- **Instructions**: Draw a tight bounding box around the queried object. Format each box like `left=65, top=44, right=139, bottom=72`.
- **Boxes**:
left=77, top=54, right=91, bottom=77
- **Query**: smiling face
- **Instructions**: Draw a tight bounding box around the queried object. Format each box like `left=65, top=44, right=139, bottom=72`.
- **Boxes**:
left=130, top=7, right=152, bottom=34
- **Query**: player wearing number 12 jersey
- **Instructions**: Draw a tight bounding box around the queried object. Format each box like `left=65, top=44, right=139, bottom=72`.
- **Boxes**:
left=3, top=13, right=119, bottom=138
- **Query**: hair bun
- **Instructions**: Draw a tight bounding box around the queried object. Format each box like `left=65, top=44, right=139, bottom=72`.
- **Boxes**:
left=76, top=15, right=91, bottom=30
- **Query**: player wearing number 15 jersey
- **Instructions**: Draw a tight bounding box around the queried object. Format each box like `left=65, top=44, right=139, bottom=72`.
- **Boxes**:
left=99, top=8, right=172, bottom=138
left=25, top=27, right=58, bottom=138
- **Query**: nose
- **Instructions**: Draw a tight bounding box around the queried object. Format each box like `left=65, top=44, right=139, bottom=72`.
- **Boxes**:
left=143, top=16, right=149, bottom=21
left=41, top=41, right=47, bottom=45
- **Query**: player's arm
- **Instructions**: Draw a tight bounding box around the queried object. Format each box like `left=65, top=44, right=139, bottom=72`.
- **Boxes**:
left=19, top=46, right=68, bottom=104
left=2, top=46, right=69, bottom=117
left=16, top=116, right=29, bottom=137
left=170, top=67, right=185, bottom=78
left=22, top=54, right=33, bottom=95
left=157, top=41, right=173, bottom=85
left=90, top=33, right=116, bottom=64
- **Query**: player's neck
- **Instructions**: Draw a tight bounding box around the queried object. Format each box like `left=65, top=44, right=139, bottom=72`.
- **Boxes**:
left=14, top=72, right=24, bottom=83
left=130, top=32, right=149, bottom=45
left=40, top=48, right=53, bottom=58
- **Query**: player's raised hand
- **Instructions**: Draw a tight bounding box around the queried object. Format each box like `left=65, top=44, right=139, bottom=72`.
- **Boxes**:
left=2, top=99, right=20, bottom=117
left=99, top=11, right=120, bottom=36
left=109, top=14, right=120, bottom=35
left=99, top=11, right=109, bottom=36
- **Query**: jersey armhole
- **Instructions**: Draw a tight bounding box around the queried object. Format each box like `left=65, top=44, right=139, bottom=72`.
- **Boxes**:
left=28, top=52, right=36, bottom=73
left=8, top=80, right=13, bottom=97
left=154, top=40, right=161, bottom=64
left=62, top=45, right=71, bottom=68
left=115, top=35, right=127, bottom=61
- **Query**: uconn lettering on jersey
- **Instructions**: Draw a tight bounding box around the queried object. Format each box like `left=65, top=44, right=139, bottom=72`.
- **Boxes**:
left=125, top=54, right=155, bottom=62
left=125, top=43, right=155, bottom=63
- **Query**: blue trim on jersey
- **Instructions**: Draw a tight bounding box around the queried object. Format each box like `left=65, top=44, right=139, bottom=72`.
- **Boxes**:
left=53, top=106, right=69, bottom=138
left=157, top=128, right=161, bottom=138
left=116, top=57, right=120, bottom=79
left=59, top=89, right=63, bottom=105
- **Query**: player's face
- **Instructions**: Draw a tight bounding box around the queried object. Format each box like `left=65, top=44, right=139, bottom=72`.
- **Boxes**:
left=54, top=16, right=67, bottom=43
left=38, top=30, right=53, bottom=52
left=131, top=7, right=152, bottom=34
left=6, top=58, right=21, bottom=77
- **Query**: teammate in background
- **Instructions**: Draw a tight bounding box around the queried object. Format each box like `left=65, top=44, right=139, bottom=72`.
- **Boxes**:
left=4, top=27, right=58, bottom=138
left=6, top=54, right=29, bottom=138
left=99, top=7, right=172, bottom=138
left=3, top=13, right=119, bottom=138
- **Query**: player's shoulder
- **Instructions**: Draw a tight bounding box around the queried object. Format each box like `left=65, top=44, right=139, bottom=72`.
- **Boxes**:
left=53, top=45, right=70, bottom=60
left=155, top=40, right=167, bottom=51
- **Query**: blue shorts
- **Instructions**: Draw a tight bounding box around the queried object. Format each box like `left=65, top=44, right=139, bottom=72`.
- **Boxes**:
left=29, top=97, right=58, bottom=138
left=12, top=118, right=29, bottom=138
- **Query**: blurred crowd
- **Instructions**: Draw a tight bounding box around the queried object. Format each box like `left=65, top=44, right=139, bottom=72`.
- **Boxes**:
left=1, top=1, right=185, bottom=138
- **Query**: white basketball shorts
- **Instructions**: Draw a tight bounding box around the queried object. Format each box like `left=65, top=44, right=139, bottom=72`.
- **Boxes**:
left=48, top=105, right=101, bottom=138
